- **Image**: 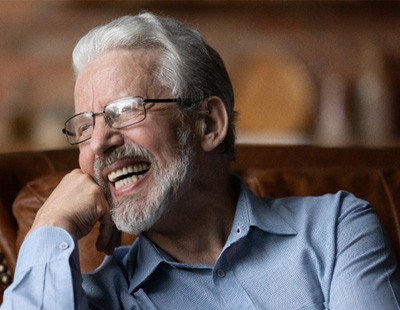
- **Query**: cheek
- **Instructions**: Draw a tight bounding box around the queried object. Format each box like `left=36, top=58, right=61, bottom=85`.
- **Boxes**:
left=78, top=147, right=95, bottom=176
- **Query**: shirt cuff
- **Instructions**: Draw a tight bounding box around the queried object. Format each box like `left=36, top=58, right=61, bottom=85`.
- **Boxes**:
left=15, top=226, right=78, bottom=275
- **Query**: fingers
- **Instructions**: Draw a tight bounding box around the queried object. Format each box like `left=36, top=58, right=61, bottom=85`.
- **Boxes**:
left=31, top=169, right=110, bottom=240
left=96, top=212, right=121, bottom=255
left=31, top=168, right=123, bottom=255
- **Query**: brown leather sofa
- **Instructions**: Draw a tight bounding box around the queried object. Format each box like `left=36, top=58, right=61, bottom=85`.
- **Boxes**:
left=1, top=144, right=400, bottom=302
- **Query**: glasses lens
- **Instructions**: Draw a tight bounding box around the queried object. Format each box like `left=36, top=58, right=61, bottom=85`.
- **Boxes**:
left=64, top=112, right=94, bottom=144
left=105, top=97, right=146, bottom=128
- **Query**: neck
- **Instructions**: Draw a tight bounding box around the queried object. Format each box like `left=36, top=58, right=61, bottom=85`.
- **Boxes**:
left=144, top=166, right=237, bottom=265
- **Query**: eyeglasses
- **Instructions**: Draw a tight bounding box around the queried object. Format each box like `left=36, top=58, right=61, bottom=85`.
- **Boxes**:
left=62, top=96, right=179, bottom=145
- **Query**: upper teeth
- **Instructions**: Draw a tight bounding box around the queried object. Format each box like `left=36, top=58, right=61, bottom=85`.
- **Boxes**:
left=107, top=163, right=150, bottom=182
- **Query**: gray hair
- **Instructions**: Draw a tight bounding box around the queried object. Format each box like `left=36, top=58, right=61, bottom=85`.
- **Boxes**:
left=72, top=12, right=236, bottom=160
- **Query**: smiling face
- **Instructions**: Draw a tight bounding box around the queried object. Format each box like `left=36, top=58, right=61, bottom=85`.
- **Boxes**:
left=75, top=48, right=197, bottom=234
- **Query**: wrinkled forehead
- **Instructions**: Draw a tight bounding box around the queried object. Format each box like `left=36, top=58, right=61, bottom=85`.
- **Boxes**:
left=74, top=48, right=163, bottom=113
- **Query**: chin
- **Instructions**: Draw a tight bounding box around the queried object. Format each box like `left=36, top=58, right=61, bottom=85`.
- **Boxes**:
left=110, top=194, right=170, bottom=235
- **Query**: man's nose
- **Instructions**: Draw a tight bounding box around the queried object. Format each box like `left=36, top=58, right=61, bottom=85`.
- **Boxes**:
left=90, top=116, right=124, bottom=156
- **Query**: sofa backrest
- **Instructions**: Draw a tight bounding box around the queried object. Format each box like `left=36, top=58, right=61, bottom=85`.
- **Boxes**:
left=1, top=145, right=400, bottom=302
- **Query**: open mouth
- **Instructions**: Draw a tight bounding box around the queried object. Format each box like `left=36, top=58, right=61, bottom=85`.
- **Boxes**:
left=107, top=162, right=150, bottom=190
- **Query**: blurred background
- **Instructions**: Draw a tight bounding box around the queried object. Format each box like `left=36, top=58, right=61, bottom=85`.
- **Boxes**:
left=1, top=0, right=400, bottom=153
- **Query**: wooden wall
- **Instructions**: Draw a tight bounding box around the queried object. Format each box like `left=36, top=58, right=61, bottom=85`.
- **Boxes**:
left=1, top=1, right=400, bottom=152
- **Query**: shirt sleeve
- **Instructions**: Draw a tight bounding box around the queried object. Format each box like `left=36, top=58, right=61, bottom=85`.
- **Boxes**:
left=329, top=193, right=400, bottom=309
left=1, top=226, right=89, bottom=310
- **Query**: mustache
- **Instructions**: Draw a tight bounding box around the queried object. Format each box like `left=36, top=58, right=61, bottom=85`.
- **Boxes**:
left=93, top=144, right=155, bottom=183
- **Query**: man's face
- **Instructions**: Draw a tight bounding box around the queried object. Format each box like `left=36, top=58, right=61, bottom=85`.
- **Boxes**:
left=75, top=48, right=196, bottom=234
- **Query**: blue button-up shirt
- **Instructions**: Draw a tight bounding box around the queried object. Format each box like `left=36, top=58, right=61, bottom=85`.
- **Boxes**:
left=2, top=179, right=400, bottom=309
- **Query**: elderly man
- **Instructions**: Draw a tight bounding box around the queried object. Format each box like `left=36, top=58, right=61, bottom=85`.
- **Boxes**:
left=2, top=12, right=400, bottom=309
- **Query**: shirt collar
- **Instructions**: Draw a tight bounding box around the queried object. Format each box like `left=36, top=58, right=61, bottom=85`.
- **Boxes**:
left=127, top=235, right=167, bottom=294
left=127, top=175, right=297, bottom=293
left=224, top=176, right=297, bottom=249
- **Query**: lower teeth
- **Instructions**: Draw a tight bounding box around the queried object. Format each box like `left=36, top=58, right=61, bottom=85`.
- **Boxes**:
left=115, top=174, right=144, bottom=190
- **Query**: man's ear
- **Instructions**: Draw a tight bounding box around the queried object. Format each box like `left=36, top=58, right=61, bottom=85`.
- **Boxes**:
left=199, top=96, right=228, bottom=153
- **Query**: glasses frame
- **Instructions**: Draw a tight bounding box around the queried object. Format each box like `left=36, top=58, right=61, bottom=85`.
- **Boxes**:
left=62, top=96, right=180, bottom=145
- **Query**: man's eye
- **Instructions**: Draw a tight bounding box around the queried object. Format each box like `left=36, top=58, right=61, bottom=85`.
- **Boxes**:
left=120, top=106, right=134, bottom=113
left=108, top=104, right=135, bottom=117
left=76, top=123, right=93, bottom=135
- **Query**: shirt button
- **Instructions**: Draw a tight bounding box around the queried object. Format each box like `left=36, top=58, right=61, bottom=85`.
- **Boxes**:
left=59, top=242, right=69, bottom=250
left=217, top=269, right=225, bottom=278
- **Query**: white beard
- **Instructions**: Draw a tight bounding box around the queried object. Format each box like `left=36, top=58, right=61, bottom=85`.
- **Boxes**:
left=94, top=129, right=195, bottom=235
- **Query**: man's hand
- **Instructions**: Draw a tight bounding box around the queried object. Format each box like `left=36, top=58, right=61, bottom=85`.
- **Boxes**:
left=30, top=169, right=121, bottom=255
